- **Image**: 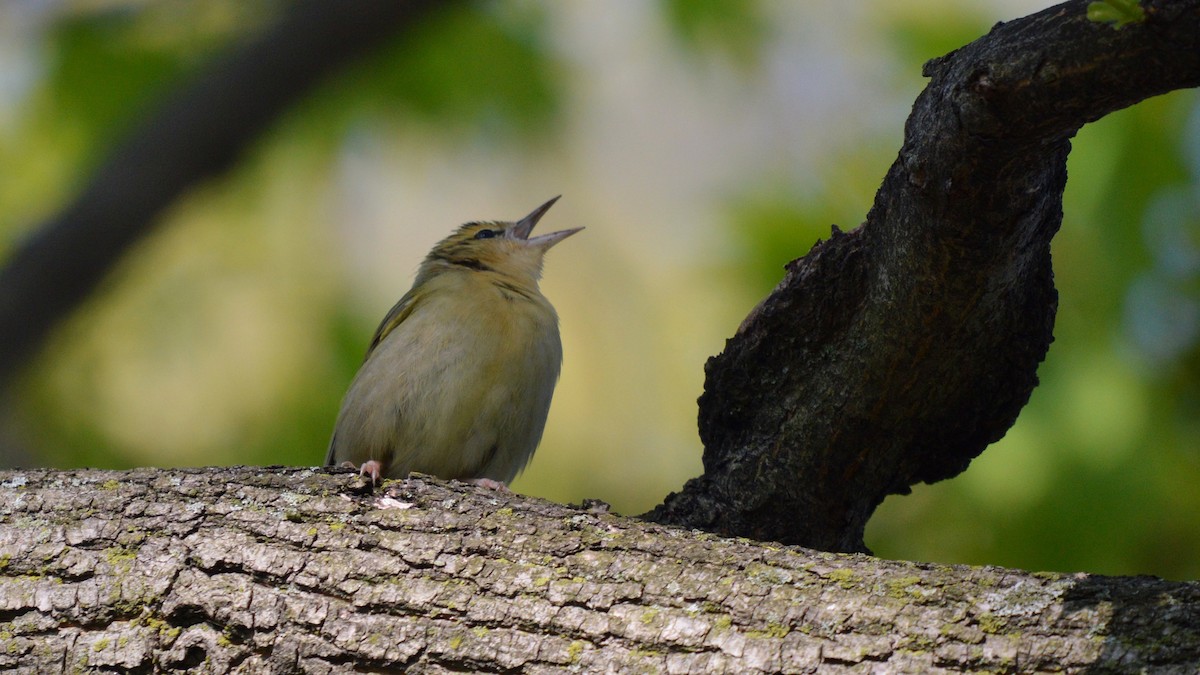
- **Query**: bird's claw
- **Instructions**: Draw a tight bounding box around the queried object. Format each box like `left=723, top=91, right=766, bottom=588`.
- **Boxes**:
left=339, top=460, right=384, bottom=486
left=359, top=460, right=384, bottom=485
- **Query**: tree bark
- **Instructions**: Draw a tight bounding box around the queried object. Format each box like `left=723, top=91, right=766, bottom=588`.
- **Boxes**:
left=646, top=0, right=1200, bottom=553
left=0, top=467, right=1197, bottom=674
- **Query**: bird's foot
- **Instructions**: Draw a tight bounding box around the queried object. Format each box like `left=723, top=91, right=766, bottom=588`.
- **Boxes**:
left=359, top=460, right=385, bottom=485
left=469, top=478, right=509, bottom=491
left=339, top=460, right=384, bottom=485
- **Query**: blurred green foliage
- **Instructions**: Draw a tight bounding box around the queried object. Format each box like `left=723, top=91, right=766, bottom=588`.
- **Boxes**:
left=661, top=0, right=768, bottom=66
left=298, top=4, right=561, bottom=141
left=2, top=1, right=1197, bottom=581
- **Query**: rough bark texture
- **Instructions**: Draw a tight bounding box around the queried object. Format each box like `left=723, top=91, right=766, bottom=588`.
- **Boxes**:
left=1, top=466, right=1197, bottom=674
left=0, top=0, right=451, bottom=389
left=646, top=0, right=1200, bottom=553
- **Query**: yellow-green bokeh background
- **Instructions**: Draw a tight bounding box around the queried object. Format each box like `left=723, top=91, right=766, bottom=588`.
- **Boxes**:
left=3, top=0, right=1198, bottom=580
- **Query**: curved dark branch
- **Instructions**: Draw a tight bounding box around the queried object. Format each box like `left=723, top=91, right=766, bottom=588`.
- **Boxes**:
left=648, top=0, right=1200, bottom=551
left=0, top=0, right=450, bottom=389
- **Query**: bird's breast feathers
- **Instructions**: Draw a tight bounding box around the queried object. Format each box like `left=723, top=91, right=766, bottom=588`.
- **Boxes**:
left=348, top=272, right=562, bottom=477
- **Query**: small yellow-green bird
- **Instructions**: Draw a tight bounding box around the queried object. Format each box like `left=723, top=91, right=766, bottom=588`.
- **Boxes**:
left=326, top=197, right=580, bottom=488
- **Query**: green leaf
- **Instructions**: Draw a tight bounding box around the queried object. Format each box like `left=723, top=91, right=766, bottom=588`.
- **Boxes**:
left=1087, top=0, right=1146, bottom=30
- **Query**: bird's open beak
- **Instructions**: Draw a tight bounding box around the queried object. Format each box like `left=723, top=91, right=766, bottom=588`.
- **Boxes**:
left=511, top=196, right=584, bottom=248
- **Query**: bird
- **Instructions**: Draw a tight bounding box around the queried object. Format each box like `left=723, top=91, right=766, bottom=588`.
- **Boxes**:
left=326, top=196, right=581, bottom=489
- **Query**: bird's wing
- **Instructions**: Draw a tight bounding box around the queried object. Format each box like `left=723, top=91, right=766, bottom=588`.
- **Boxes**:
left=324, top=286, right=425, bottom=467
left=364, top=286, right=424, bottom=360
left=323, top=431, right=339, bottom=466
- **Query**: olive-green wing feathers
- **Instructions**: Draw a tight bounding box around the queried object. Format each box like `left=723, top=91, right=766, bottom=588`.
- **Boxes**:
left=324, top=287, right=424, bottom=467
left=364, top=286, right=424, bottom=360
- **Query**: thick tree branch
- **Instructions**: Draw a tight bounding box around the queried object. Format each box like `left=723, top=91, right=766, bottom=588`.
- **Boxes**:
left=0, top=0, right=450, bottom=389
left=1, top=467, right=1197, bottom=673
left=647, top=0, right=1200, bottom=552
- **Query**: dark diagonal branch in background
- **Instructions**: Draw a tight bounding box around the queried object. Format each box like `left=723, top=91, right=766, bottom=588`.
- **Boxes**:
left=647, top=0, right=1200, bottom=552
left=0, top=0, right=450, bottom=389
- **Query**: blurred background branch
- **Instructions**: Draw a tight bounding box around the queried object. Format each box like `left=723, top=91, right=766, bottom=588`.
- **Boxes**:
left=0, top=0, right=447, bottom=387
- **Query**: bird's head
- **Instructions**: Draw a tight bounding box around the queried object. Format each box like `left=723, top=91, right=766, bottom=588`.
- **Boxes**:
left=423, top=196, right=582, bottom=284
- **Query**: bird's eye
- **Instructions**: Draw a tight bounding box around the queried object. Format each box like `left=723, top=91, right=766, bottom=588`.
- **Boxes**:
left=474, top=229, right=498, bottom=240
